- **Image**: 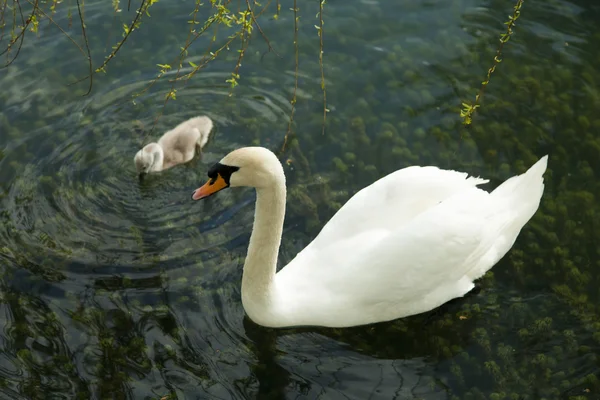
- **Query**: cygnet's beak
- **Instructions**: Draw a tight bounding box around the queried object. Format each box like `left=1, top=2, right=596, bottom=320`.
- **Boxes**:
left=192, top=174, right=228, bottom=200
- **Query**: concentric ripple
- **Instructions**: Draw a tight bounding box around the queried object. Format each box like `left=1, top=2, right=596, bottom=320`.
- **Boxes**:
left=0, top=68, right=293, bottom=281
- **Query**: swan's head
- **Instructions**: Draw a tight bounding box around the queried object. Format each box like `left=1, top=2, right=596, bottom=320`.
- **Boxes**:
left=134, top=143, right=161, bottom=175
left=191, top=147, right=284, bottom=200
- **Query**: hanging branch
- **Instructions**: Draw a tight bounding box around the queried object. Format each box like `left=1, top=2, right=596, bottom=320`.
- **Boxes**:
left=93, top=0, right=147, bottom=72
left=0, top=0, right=308, bottom=138
left=137, top=0, right=209, bottom=137
left=460, top=0, right=525, bottom=125
left=245, top=0, right=279, bottom=58
left=75, top=0, right=93, bottom=95
left=134, top=0, right=279, bottom=110
left=16, top=0, right=90, bottom=85
left=23, top=0, right=85, bottom=59
left=280, top=0, right=299, bottom=155
left=123, top=3, right=218, bottom=111
left=1, top=0, right=29, bottom=68
left=227, top=7, right=252, bottom=95
left=317, top=0, right=327, bottom=135
left=0, top=0, right=8, bottom=44
left=69, top=0, right=153, bottom=87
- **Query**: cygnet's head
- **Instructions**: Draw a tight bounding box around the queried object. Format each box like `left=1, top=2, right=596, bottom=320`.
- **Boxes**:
left=134, top=143, right=161, bottom=175
left=191, top=147, right=284, bottom=200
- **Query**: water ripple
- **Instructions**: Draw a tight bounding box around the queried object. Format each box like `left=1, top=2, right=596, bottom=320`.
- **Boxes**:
left=0, top=67, right=292, bottom=281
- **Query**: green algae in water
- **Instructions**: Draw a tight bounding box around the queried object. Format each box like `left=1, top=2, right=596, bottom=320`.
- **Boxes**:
left=0, top=0, right=599, bottom=398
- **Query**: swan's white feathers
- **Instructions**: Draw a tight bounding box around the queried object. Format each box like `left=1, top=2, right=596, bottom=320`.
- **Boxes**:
left=309, top=165, right=489, bottom=250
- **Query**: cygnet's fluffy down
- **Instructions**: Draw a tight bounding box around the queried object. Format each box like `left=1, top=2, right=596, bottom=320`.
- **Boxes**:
left=134, top=116, right=213, bottom=175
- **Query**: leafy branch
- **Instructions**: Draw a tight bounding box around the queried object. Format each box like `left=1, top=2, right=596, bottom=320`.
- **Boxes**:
left=460, top=0, right=525, bottom=125
left=1, top=0, right=327, bottom=154
left=1, top=0, right=31, bottom=68
left=131, top=0, right=217, bottom=132
left=75, top=0, right=93, bottom=95
left=128, top=0, right=279, bottom=105
left=131, top=0, right=282, bottom=137
left=69, top=0, right=159, bottom=91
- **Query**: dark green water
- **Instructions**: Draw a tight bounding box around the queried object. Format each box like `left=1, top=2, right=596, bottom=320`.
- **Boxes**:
left=1, top=0, right=599, bottom=398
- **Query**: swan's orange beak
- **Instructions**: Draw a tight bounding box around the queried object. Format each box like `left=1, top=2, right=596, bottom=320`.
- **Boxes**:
left=192, top=174, right=228, bottom=200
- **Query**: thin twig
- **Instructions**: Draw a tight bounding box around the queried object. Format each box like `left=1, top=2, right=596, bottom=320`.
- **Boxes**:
left=9, top=0, right=16, bottom=63
left=23, top=0, right=86, bottom=58
left=141, top=0, right=205, bottom=139
left=98, top=0, right=146, bottom=70
left=174, top=33, right=240, bottom=82
left=117, top=0, right=277, bottom=133
left=460, top=0, right=524, bottom=125
left=167, top=1, right=232, bottom=82
left=280, top=0, right=298, bottom=155
left=0, top=0, right=28, bottom=67
left=228, top=7, right=252, bottom=96
left=118, top=0, right=224, bottom=116
left=0, top=0, right=8, bottom=43
left=153, top=1, right=250, bottom=132
left=244, top=0, right=280, bottom=58
left=164, top=0, right=204, bottom=93
left=75, top=0, right=93, bottom=95
left=104, top=1, right=121, bottom=56
left=254, top=0, right=272, bottom=18
left=70, top=0, right=147, bottom=85
left=318, top=0, right=326, bottom=135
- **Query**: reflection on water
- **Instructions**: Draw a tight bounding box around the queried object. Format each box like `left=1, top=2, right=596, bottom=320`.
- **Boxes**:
left=1, top=0, right=600, bottom=398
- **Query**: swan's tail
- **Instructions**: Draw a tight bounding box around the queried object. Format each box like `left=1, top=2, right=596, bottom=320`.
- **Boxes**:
left=194, top=116, right=214, bottom=148
left=491, top=155, right=548, bottom=223
left=465, top=155, right=548, bottom=281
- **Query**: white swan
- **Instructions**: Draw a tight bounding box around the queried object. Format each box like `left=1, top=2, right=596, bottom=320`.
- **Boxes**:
left=191, top=147, right=548, bottom=328
left=134, top=116, right=213, bottom=175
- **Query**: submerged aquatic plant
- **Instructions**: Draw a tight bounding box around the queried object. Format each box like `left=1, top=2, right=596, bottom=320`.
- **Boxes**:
left=2, top=0, right=600, bottom=397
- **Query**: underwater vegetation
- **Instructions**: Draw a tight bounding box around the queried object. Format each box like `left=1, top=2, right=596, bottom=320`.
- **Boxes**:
left=0, top=0, right=599, bottom=399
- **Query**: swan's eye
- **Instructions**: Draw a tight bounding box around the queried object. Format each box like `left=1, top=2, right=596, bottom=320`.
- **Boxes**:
left=192, top=162, right=240, bottom=200
left=207, top=162, right=240, bottom=185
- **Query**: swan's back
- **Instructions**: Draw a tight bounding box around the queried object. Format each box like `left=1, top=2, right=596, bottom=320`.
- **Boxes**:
left=158, top=116, right=213, bottom=151
left=158, top=116, right=213, bottom=167
left=310, top=165, right=489, bottom=250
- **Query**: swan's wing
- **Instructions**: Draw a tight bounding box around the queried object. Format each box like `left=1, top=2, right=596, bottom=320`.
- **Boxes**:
left=159, top=117, right=212, bottom=148
left=278, top=188, right=497, bottom=308
left=305, top=166, right=488, bottom=253
left=347, top=189, right=495, bottom=296
left=158, top=125, right=201, bottom=165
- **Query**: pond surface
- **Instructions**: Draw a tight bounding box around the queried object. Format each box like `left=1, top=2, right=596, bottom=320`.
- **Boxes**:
left=1, top=0, right=599, bottom=399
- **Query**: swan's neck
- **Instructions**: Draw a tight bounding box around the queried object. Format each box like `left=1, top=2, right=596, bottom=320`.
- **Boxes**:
left=241, top=181, right=286, bottom=320
left=150, top=146, right=164, bottom=171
